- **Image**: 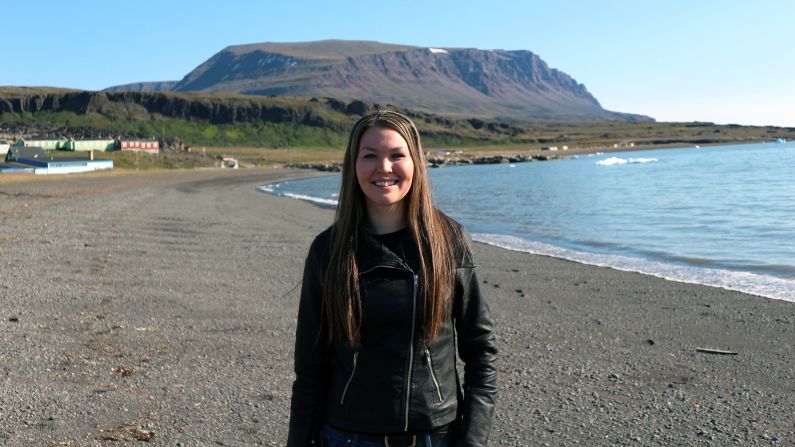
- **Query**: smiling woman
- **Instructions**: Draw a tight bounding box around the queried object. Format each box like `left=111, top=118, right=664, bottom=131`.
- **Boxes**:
left=355, top=127, right=415, bottom=234
left=287, top=110, right=498, bottom=446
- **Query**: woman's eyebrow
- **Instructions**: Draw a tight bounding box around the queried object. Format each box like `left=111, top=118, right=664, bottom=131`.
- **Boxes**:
left=359, top=146, right=407, bottom=151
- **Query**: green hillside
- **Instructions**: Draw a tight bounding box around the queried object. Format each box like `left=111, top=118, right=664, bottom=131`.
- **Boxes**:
left=1, top=88, right=793, bottom=170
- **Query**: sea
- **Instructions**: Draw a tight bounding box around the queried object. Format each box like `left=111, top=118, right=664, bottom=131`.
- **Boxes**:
left=259, top=142, right=795, bottom=302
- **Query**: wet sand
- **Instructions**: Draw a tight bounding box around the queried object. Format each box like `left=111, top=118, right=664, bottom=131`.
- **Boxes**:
left=0, top=169, right=792, bottom=446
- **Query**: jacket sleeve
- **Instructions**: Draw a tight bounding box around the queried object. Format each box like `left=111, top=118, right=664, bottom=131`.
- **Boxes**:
left=454, top=265, right=498, bottom=447
left=287, top=237, right=331, bottom=447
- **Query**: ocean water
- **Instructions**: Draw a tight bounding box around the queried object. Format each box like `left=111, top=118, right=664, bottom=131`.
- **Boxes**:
left=259, top=142, right=795, bottom=302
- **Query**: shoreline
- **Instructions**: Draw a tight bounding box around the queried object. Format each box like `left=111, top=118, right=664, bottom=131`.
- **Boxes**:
left=473, top=235, right=795, bottom=303
left=1, top=168, right=793, bottom=445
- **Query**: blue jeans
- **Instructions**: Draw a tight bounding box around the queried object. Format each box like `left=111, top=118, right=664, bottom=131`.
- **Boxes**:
left=319, top=424, right=441, bottom=447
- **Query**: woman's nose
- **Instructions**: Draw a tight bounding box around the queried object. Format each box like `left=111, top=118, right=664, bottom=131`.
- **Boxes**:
left=376, top=156, right=391, bottom=172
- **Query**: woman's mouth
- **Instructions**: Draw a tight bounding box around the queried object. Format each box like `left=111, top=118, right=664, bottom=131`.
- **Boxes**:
left=373, top=180, right=398, bottom=187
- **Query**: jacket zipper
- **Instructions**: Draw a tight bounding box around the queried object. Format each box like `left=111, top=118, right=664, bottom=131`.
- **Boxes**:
left=404, top=273, right=418, bottom=431
left=339, top=351, right=359, bottom=405
left=425, top=349, right=443, bottom=402
left=359, top=263, right=410, bottom=276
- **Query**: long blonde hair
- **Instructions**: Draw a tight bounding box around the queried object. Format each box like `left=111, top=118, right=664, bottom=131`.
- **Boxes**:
left=324, top=110, right=458, bottom=346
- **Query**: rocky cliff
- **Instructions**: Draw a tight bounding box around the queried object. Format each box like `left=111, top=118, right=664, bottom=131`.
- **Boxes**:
left=106, top=40, right=652, bottom=122
left=0, top=88, right=527, bottom=143
left=0, top=90, right=347, bottom=129
left=104, top=81, right=179, bottom=93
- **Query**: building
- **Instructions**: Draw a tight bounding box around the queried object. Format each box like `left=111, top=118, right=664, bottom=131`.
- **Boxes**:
left=72, top=139, right=116, bottom=151
left=3, top=146, right=112, bottom=175
left=216, top=155, right=238, bottom=169
left=116, top=139, right=160, bottom=153
left=14, top=138, right=115, bottom=151
left=14, top=138, right=69, bottom=150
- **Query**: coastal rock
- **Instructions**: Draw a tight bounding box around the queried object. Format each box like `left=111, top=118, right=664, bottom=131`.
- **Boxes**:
left=285, top=162, right=342, bottom=172
left=425, top=153, right=559, bottom=169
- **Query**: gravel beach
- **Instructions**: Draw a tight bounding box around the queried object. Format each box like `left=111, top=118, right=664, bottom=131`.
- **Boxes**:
left=1, top=169, right=793, bottom=446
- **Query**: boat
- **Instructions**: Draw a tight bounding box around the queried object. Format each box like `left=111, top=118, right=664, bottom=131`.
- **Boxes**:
left=776, top=138, right=787, bottom=144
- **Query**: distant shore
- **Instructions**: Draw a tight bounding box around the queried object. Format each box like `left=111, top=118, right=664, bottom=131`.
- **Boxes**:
left=1, top=169, right=792, bottom=445
left=283, top=139, right=763, bottom=172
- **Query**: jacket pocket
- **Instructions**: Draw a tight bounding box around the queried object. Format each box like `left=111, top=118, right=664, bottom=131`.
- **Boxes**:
left=424, top=349, right=443, bottom=402
left=339, top=351, right=359, bottom=405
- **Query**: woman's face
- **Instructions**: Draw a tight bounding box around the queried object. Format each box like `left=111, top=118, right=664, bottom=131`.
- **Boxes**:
left=355, top=126, right=415, bottom=212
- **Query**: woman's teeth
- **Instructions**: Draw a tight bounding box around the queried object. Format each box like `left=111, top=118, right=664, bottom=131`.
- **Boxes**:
left=374, top=180, right=398, bottom=187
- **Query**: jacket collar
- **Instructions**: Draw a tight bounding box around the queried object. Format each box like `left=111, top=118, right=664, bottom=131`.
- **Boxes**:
left=356, top=229, right=413, bottom=274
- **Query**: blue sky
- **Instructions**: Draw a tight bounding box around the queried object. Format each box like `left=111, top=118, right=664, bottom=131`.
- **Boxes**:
left=4, top=0, right=794, bottom=126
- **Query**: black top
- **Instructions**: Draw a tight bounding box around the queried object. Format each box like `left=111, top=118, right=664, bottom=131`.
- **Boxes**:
left=370, top=227, right=420, bottom=273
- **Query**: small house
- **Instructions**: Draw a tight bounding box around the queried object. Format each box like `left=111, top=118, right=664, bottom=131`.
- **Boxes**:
left=216, top=155, right=238, bottom=169
left=116, top=139, right=160, bottom=153
left=72, top=139, right=116, bottom=151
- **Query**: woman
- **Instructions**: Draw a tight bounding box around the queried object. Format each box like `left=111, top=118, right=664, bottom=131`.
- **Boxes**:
left=287, top=111, right=497, bottom=447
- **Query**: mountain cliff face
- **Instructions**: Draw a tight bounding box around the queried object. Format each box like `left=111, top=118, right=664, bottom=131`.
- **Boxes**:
left=106, top=40, right=651, bottom=122
left=0, top=90, right=351, bottom=130
left=104, top=81, right=178, bottom=92
left=0, top=88, right=539, bottom=147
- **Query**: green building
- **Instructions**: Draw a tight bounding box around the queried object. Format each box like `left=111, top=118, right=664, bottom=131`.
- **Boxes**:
left=13, top=138, right=115, bottom=151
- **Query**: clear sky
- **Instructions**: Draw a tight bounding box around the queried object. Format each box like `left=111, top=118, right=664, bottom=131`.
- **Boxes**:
left=4, top=0, right=794, bottom=127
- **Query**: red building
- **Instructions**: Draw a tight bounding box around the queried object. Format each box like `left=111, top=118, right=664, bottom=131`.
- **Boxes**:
left=116, top=140, right=160, bottom=153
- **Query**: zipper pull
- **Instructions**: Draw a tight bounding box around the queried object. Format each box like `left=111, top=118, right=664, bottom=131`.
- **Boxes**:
left=353, top=351, right=359, bottom=366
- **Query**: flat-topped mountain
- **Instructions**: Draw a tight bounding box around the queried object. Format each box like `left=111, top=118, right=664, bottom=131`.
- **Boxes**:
left=106, top=40, right=651, bottom=122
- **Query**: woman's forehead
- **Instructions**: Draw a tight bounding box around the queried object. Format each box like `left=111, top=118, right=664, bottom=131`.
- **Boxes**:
left=359, top=127, right=408, bottom=150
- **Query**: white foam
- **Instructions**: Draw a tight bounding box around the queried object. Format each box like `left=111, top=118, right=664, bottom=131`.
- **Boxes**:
left=472, top=232, right=795, bottom=303
left=428, top=48, right=448, bottom=54
left=596, top=157, right=658, bottom=166
left=257, top=184, right=338, bottom=207
left=596, top=157, right=627, bottom=166
left=282, top=192, right=338, bottom=207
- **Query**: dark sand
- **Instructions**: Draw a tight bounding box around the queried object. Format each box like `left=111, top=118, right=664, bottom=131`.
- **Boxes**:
left=0, top=169, right=793, bottom=446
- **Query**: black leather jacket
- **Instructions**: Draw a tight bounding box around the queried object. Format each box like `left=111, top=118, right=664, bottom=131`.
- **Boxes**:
left=287, top=219, right=497, bottom=446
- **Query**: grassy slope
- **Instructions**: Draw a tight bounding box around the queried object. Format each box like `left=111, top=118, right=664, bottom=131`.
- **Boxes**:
left=2, top=88, right=794, bottom=169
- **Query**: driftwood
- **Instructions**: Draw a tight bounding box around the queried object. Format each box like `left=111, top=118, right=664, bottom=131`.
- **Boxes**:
left=696, top=347, right=738, bottom=355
